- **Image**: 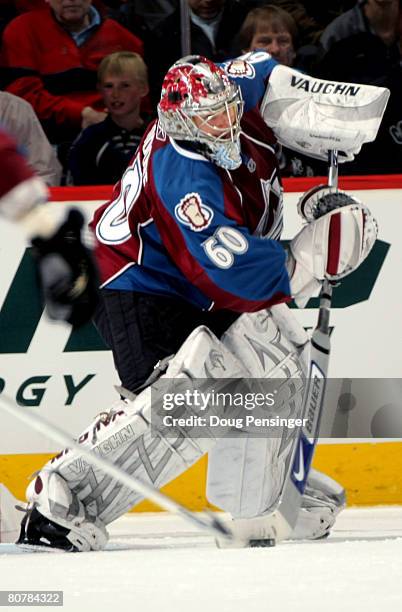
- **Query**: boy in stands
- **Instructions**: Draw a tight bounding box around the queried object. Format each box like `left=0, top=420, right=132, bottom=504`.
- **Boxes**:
left=68, top=52, right=151, bottom=185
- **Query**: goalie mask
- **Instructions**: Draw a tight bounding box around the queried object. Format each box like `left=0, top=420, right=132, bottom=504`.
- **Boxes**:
left=158, top=56, right=244, bottom=170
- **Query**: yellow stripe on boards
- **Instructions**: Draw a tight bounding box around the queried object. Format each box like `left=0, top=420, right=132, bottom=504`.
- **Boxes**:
left=313, top=442, right=402, bottom=506
left=0, top=453, right=53, bottom=502
left=1, top=442, right=402, bottom=508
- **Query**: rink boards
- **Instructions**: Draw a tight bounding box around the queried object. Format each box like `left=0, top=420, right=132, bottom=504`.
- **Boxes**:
left=1, top=176, right=402, bottom=507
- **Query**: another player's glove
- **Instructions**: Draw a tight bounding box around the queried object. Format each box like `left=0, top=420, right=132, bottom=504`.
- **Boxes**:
left=31, top=209, right=99, bottom=327
left=287, top=201, right=378, bottom=307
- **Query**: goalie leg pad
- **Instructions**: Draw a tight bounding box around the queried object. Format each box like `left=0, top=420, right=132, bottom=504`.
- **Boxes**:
left=218, top=468, right=345, bottom=546
left=290, top=468, right=346, bottom=540
left=19, top=471, right=108, bottom=552
left=207, top=308, right=306, bottom=518
left=23, top=326, right=248, bottom=539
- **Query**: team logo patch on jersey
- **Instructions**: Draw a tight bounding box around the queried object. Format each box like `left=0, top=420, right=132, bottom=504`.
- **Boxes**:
left=175, top=193, right=213, bottom=232
left=225, top=60, right=255, bottom=79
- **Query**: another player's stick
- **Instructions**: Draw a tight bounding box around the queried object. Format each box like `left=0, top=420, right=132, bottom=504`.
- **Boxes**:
left=0, top=392, right=235, bottom=544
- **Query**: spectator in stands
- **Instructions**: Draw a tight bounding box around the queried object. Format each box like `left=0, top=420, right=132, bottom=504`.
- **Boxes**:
left=285, top=1, right=356, bottom=39
left=315, top=0, right=402, bottom=173
left=0, top=91, right=61, bottom=185
left=236, top=3, right=297, bottom=66
left=320, top=0, right=399, bottom=53
left=137, top=0, right=250, bottom=105
left=1, top=0, right=143, bottom=149
left=67, top=51, right=150, bottom=185
left=239, top=1, right=323, bottom=47
left=237, top=4, right=326, bottom=177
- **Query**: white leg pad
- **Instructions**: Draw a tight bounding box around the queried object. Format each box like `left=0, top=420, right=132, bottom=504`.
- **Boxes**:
left=207, top=308, right=306, bottom=518
left=26, top=471, right=109, bottom=552
left=28, top=326, right=249, bottom=528
left=207, top=435, right=286, bottom=518
left=290, top=468, right=346, bottom=540
left=217, top=468, right=345, bottom=546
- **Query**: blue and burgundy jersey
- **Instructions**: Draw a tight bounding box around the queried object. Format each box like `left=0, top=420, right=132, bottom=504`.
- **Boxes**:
left=91, top=52, right=291, bottom=313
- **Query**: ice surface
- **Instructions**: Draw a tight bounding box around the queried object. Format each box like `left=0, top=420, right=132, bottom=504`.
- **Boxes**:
left=0, top=507, right=401, bottom=612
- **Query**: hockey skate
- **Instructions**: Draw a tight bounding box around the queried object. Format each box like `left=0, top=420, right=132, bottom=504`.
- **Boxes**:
left=17, top=506, right=77, bottom=552
left=15, top=471, right=108, bottom=553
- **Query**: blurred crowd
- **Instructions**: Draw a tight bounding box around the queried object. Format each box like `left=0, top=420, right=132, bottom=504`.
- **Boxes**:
left=0, top=0, right=401, bottom=184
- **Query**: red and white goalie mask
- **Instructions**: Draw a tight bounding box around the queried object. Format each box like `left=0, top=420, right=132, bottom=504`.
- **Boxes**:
left=158, top=55, right=244, bottom=170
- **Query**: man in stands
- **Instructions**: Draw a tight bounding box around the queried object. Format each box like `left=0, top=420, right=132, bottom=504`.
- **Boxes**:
left=316, top=0, right=402, bottom=173
left=140, top=0, right=250, bottom=104
left=1, top=0, right=143, bottom=146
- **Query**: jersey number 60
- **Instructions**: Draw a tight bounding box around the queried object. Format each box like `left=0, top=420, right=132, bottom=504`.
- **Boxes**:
left=203, top=227, right=248, bottom=269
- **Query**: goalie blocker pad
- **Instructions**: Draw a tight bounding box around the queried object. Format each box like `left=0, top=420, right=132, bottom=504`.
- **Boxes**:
left=261, top=64, right=390, bottom=162
left=289, top=202, right=378, bottom=308
left=291, top=202, right=378, bottom=280
left=297, top=185, right=363, bottom=223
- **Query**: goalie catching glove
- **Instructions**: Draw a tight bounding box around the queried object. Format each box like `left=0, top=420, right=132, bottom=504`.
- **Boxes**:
left=31, top=209, right=99, bottom=327
left=287, top=196, right=378, bottom=308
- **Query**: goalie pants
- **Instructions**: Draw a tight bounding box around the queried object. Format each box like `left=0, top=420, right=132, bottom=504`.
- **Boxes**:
left=93, top=289, right=240, bottom=392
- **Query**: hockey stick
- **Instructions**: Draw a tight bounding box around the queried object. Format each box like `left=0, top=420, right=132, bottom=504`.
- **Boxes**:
left=236, top=151, right=337, bottom=546
left=248, top=281, right=333, bottom=545
left=0, top=392, right=236, bottom=544
left=268, top=278, right=332, bottom=542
